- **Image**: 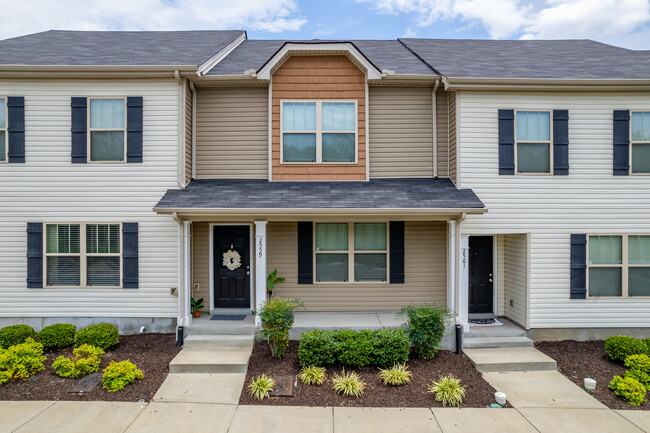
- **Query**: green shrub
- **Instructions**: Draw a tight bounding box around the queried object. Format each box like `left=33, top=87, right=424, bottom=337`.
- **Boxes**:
left=625, top=354, right=650, bottom=373
left=299, top=366, right=326, bottom=386
left=259, top=297, right=304, bottom=358
left=609, top=375, right=646, bottom=406
left=605, top=336, right=648, bottom=362
left=102, top=360, right=143, bottom=392
left=624, top=369, right=650, bottom=388
left=298, top=330, right=338, bottom=367
left=644, top=338, right=650, bottom=352
left=0, top=338, right=46, bottom=381
left=0, top=325, right=37, bottom=349
left=428, top=375, right=466, bottom=407
left=0, top=370, right=11, bottom=385
left=372, top=328, right=410, bottom=367
left=398, top=304, right=449, bottom=359
left=332, top=369, right=365, bottom=398
left=52, top=344, right=104, bottom=379
left=378, top=364, right=412, bottom=386
left=74, top=323, right=119, bottom=350
left=334, top=329, right=375, bottom=368
left=37, top=323, right=76, bottom=350
left=248, top=374, right=276, bottom=400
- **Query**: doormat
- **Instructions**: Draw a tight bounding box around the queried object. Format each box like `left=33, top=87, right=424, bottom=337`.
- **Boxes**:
left=68, top=373, right=103, bottom=393
left=271, top=374, right=296, bottom=397
left=468, top=318, right=503, bottom=327
left=210, top=315, right=247, bottom=321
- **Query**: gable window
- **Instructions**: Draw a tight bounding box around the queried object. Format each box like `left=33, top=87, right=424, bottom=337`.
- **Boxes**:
left=45, top=223, right=121, bottom=287
left=515, top=111, right=552, bottom=173
left=0, top=98, right=6, bottom=162
left=588, top=234, right=650, bottom=297
left=282, top=101, right=357, bottom=163
left=89, top=98, right=126, bottom=162
left=631, top=111, right=650, bottom=174
left=314, top=223, right=387, bottom=282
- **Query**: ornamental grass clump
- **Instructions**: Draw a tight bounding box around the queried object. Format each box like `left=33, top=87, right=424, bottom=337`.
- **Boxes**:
left=0, top=325, right=37, bottom=349
left=609, top=375, right=646, bottom=406
left=398, top=304, right=450, bottom=359
left=332, top=369, right=366, bottom=398
left=259, top=297, right=304, bottom=358
left=37, top=323, right=76, bottom=350
left=53, top=344, right=104, bottom=379
left=0, top=338, right=46, bottom=383
left=248, top=374, right=276, bottom=400
left=428, top=375, right=466, bottom=407
left=298, top=366, right=326, bottom=386
left=102, top=360, right=143, bottom=392
left=377, top=364, right=412, bottom=386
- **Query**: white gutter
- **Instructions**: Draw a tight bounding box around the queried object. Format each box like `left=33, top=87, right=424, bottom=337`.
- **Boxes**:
left=176, top=72, right=185, bottom=189
left=190, top=81, right=197, bottom=180
left=153, top=207, right=487, bottom=216
left=196, top=33, right=246, bottom=76
left=448, top=220, right=456, bottom=321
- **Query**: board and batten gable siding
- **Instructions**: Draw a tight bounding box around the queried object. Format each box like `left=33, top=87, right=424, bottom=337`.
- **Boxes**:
left=271, top=55, right=367, bottom=181
left=437, top=90, right=450, bottom=178
left=368, top=87, right=434, bottom=178
left=194, top=87, right=268, bottom=179
left=266, top=221, right=447, bottom=311
left=0, top=80, right=179, bottom=318
left=184, top=80, right=193, bottom=184
left=458, top=92, right=650, bottom=328
left=448, top=92, right=457, bottom=183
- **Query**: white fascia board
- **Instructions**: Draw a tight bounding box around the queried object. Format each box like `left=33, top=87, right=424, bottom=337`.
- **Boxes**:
left=197, top=32, right=246, bottom=76
left=256, top=42, right=382, bottom=80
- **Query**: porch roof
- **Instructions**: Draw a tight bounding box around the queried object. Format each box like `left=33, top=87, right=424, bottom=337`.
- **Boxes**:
left=154, top=178, right=486, bottom=216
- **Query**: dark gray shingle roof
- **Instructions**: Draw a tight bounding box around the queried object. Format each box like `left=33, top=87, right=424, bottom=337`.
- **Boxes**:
left=0, top=30, right=245, bottom=66
left=155, top=178, right=484, bottom=210
left=206, top=39, right=434, bottom=76
left=399, top=38, right=650, bottom=79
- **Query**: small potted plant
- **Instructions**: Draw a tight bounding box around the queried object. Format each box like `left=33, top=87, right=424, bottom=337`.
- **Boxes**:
left=266, top=269, right=285, bottom=299
left=191, top=297, right=204, bottom=318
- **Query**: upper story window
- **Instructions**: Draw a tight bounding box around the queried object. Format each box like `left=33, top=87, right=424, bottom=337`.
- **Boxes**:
left=588, top=234, right=650, bottom=297
left=631, top=111, right=650, bottom=174
left=282, top=101, right=357, bottom=163
left=89, top=98, right=126, bottom=162
left=516, top=111, right=551, bottom=174
left=0, top=98, right=6, bottom=163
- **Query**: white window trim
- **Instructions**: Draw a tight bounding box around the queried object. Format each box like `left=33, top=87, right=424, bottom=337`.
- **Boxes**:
left=313, top=222, right=389, bottom=284
left=630, top=110, right=650, bottom=176
left=43, top=222, right=123, bottom=289
left=280, top=100, right=358, bottom=164
left=586, top=234, right=650, bottom=298
left=0, top=97, right=7, bottom=163
left=87, top=97, right=127, bottom=164
left=514, top=109, right=554, bottom=175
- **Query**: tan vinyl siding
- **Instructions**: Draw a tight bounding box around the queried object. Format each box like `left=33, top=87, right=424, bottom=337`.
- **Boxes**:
left=504, top=234, right=528, bottom=328
left=437, top=90, right=449, bottom=177
left=191, top=222, right=210, bottom=304
left=448, top=91, right=457, bottom=183
left=195, top=87, right=268, bottom=179
left=184, top=81, right=193, bottom=184
left=267, top=221, right=446, bottom=311
left=368, top=87, right=433, bottom=178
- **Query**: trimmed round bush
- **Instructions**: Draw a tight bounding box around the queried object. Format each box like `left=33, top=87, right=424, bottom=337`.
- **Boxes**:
left=74, top=323, right=119, bottom=350
left=605, top=335, right=649, bottom=362
left=37, top=323, right=76, bottom=350
left=0, top=325, right=36, bottom=349
left=609, top=375, right=646, bottom=406
left=298, top=329, right=338, bottom=367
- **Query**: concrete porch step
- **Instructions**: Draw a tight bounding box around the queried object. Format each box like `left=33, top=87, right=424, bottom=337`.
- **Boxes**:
left=184, top=315, right=255, bottom=336
left=169, top=348, right=251, bottom=374
left=183, top=334, right=254, bottom=350
left=463, top=336, right=534, bottom=349
left=464, top=347, right=557, bottom=373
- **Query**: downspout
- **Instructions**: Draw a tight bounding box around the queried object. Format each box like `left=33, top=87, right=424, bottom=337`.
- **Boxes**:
left=454, top=212, right=467, bottom=354
left=432, top=79, right=439, bottom=178
left=172, top=212, right=184, bottom=345
left=175, top=71, right=185, bottom=189
left=189, top=80, right=197, bottom=180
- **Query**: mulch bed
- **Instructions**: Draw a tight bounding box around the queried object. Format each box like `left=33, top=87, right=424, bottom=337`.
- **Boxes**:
left=240, top=341, right=502, bottom=408
left=535, top=340, right=649, bottom=410
left=0, top=333, right=181, bottom=402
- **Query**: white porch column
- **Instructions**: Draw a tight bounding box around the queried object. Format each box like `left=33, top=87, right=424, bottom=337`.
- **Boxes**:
left=254, top=221, right=268, bottom=326
left=447, top=220, right=456, bottom=314
left=458, top=230, right=470, bottom=331
left=183, top=220, right=192, bottom=326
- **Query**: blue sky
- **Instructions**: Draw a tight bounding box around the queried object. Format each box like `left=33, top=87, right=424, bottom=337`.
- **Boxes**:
left=2, top=0, right=649, bottom=49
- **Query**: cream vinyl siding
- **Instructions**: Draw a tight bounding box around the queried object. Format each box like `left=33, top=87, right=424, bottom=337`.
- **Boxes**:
left=0, top=79, right=179, bottom=318
left=184, top=81, right=193, bottom=184
left=503, top=234, right=528, bottom=328
left=437, top=90, right=450, bottom=177
left=195, top=87, right=268, bottom=179
left=191, top=222, right=210, bottom=303
left=459, top=91, right=650, bottom=328
left=267, top=221, right=446, bottom=311
left=448, top=92, right=457, bottom=183
left=368, top=87, right=434, bottom=178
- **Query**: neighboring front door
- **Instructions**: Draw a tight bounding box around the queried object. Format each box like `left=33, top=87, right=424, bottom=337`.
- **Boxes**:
left=213, top=225, right=250, bottom=308
left=468, top=236, right=493, bottom=314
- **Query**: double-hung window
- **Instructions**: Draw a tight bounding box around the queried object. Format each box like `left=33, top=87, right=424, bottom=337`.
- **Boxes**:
left=588, top=235, right=650, bottom=297
left=314, top=223, right=387, bottom=282
left=282, top=101, right=357, bottom=163
left=515, top=111, right=552, bottom=174
left=0, top=97, right=6, bottom=162
left=45, top=223, right=121, bottom=287
left=631, top=111, right=650, bottom=174
left=89, top=98, right=126, bottom=162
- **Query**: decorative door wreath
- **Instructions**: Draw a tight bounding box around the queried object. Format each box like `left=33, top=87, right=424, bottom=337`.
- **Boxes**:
left=222, top=249, right=242, bottom=271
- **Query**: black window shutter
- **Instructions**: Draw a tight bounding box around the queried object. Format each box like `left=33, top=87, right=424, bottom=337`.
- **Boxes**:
left=570, top=234, right=587, bottom=299
left=7, top=97, right=25, bottom=163
left=126, top=97, right=143, bottom=163
left=297, top=222, right=313, bottom=284
left=389, top=221, right=405, bottom=284
left=553, top=110, right=569, bottom=175
left=613, top=110, right=630, bottom=175
left=122, top=223, right=139, bottom=288
left=70, top=97, right=87, bottom=163
left=26, top=222, right=43, bottom=288
left=498, top=109, right=515, bottom=175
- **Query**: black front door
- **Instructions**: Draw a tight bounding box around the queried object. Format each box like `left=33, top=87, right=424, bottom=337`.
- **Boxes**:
left=213, top=226, right=250, bottom=308
left=468, top=236, right=493, bottom=314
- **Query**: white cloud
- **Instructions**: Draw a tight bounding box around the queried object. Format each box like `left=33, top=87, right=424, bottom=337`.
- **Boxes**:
left=0, top=0, right=306, bottom=39
left=403, top=27, right=418, bottom=37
